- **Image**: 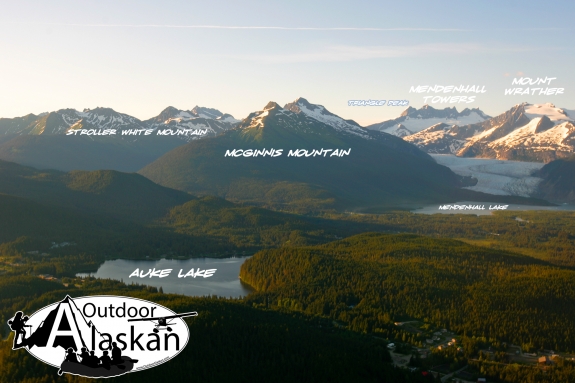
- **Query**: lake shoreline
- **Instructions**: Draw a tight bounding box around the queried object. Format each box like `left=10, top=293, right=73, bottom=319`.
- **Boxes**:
left=77, top=256, right=253, bottom=298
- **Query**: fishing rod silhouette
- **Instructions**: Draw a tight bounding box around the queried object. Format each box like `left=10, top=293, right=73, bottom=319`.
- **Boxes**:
left=127, top=311, right=198, bottom=332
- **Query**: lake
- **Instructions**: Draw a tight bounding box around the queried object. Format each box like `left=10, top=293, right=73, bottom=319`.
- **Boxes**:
left=77, top=256, right=253, bottom=298
left=412, top=201, right=575, bottom=215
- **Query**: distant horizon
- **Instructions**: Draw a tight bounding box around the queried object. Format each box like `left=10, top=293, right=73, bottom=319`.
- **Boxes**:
left=2, top=98, right=570, bottom=128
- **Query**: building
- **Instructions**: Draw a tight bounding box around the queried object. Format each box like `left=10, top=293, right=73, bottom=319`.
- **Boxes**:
left=538, top=356, right=553, bottom=365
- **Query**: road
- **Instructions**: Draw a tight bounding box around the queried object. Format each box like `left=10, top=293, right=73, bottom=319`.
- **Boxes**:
left=441, top=365, right=468, bottom=382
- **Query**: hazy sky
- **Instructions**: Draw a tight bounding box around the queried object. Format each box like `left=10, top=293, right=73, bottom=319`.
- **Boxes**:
left=1, top=0, right=574, bottom=125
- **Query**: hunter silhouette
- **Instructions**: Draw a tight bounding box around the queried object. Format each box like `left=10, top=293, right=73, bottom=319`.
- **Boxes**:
left=7, top=311, right=30, bottom=348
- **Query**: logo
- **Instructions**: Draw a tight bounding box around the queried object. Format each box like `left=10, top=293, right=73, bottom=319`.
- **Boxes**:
left=7, top=295, right=197, bottom=378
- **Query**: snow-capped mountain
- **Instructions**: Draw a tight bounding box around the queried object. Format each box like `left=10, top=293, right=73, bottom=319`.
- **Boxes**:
left=406, top=103, right=575, bottom=162
left=0, top=108, right=150, bottom=135
left=233, top=98, right=419, bottom=150
left=191, top=106, right=240, bottom=123
left=0, top=106, right=239, bottom=140
left=235, top=100, right=358, bottom=142
left=283, top=97, right=370, bottom=139
left=67, top=108, right=148, bottom=133
left=0, top=105, right=240, bottom=172
left=144, top=106, right=239, bottom=139
left=139, top=99, right=471, bottom=213
left=366, top=105, right=490, bottom=137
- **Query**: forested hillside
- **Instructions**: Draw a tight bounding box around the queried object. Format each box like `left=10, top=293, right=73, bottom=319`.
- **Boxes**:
left=0, top=277, right=429, bottom=383
left=535, top=154, right=575, bottom=203
left=241, top=233, right=575, bottom=352
left=0, top=160, right=193, bottom=222
left=331, top=210, right=575, bottom=267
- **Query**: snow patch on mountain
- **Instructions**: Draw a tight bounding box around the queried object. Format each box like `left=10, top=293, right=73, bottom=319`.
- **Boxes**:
left=488, top=118, right=575, bottom=152
left=284, top=97, right=370, bottom=139
left=384, top=112, right=487, bottom=136
left=177, top=111, right=194, bottom=119
left=404, top=123, right=467, bottom=154
left=190, top=106, right=239, bottom=121
left=143, top=106, right=239, bottom=140
left=217, top=114, right=240, bottom=123
left=367, top=105, right=490, bottom=137
left=524, top=103, right=574, bottom=123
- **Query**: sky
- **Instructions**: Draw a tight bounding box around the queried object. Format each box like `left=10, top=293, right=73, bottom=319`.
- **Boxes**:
left=1, top=0, right=574, bottom=125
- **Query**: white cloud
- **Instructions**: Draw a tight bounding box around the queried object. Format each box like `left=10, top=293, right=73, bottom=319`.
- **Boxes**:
left=223, top=43, right=532, bottom=63
left=5, top=22, right=568, bottom=32
left=3, top=22, right=467, bottom=32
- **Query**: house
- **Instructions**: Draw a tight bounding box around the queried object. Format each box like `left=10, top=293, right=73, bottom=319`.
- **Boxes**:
left=538, top=356, right=553, bottom=365
left=38, top=274, right=58, bottom=281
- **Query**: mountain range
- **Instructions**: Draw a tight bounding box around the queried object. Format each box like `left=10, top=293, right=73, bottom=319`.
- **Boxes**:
left=394, top=103, right=575, bottom=162
left=2, top=100, right=574, bottom=172
left=0, top=105, right=239, bottom=136
left=139, top=98, right=543, bottom=213
left=0, top=106, right=240, bottom=172
left=1, top=98, right=573, bottom=207
left=366, top=105, right=491, bottom=137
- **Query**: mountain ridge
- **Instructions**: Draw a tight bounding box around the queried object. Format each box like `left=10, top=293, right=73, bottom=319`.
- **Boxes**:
left=139, top=98, right=544, bottom=213
left=0, top=105, right=239, bottom=137
left=0, top=105, right=240, bottom=172
left=367, top=104, right=491, bottom=137
left=0, top=159, right=193, bottom=222
left=404, top=103, right=575, bottom=162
